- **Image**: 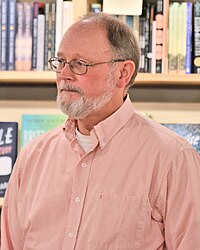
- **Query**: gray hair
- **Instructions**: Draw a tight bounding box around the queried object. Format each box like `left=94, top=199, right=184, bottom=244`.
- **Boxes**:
left=78, top=13, right=140, bottom=89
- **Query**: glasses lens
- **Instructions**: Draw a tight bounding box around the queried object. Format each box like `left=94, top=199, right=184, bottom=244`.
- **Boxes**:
left=70, top=60, right=87, bottom=75
left=50, top=58, right=65, bottom=72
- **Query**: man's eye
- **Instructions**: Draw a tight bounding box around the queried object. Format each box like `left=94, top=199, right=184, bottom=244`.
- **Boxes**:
left=75, top=60, right=86, bottom=66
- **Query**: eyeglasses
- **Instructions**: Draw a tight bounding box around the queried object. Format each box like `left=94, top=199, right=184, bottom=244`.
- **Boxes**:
left=48, top=57, right=125, bottom=75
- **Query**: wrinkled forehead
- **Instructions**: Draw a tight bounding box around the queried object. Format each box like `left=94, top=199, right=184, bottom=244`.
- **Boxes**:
left=59, top=22, right=112, bottom=57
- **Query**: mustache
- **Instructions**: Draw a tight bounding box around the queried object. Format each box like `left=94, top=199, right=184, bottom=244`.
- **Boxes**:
left=57, top=80, right=83, bottom=95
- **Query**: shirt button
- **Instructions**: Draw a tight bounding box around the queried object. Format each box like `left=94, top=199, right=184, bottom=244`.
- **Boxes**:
left=68, top=232, right=74, bottom=238
left=81, top=162, right=87, bottom=168
left=75, top=197, right=81, bottom=203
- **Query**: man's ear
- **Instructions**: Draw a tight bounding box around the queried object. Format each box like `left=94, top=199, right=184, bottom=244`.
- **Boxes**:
left=117, top=60, right=135, bottom=88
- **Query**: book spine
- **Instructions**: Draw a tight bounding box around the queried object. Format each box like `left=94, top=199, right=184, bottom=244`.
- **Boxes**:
left=177, top=3, right=187, bottom=74
left=7, top=0, right=16, bottom=70
left=139, top=16, right=145, bottom=72
left=36, top=4, right=45, bottom=71
left=44, top=2, right=50, bottom=71
left=51, top=2, right=56, bottom=57
left=193, top=1, right=200, bottom=74
left=151, top=20, right=156, bottom=74
left=185, top=2, right=193, bottom=74
left=15, top=2, right=24, bottom=71
left=55, top=0, right=63, bottom=54
left=168, top=2, right=179, bottom=74
left=147, top=4, right=155, bottom=73
left=0, top=0, right=8, bottom=70
left=23, top=2, right=33, bottom=71
left=32, top=2, right=38, bottom=70
left=162, top=0, right=169, bottom=73
left=144, top=3, right=150, bottom=73
left=155, top=0, right=164, bottom=73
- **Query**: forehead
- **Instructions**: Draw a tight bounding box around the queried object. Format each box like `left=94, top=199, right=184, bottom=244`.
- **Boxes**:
left=58, top=24, right=112, bottom=59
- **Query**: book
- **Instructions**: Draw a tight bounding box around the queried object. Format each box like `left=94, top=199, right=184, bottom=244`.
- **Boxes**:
left=168, top=2, right=179, bottom=74
left=23, top=2, right=33, bottom=71
left=36, top=3, right=45, bottom=71
left=163, top=123, right=200, bottom=154
left=62, top=0, right=74, bottom=34
left=0, top=122, right=18, bottom=197
left=7, top=0, right=17, bottom=70
left=55, top=0, right=63, bottom=55
left=31, top=2, right=39, bottom=70
left=155, top=0, right=164, bottom=73
left=0, top=0, right=8, bottom=70
left=44, top=2, right=50, bottom=71
left=15, top=2, right=24, bottom=71
left=193, top=1, right=200, bottom=74
left=21, top=114, right=66, bottom=148
left=185, top=2, right=193, bottom=74
left=51, top=2, right=56, bottom=58
left=177, top=3, right=187, bottom=74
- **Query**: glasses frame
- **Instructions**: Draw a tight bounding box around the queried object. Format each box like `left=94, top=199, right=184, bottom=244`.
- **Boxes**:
left=48, top=57, right=126, bottom=75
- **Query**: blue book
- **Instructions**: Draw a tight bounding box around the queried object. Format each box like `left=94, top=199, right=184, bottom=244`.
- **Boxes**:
left=163, top=124, right=200, bottom=155
left=0, top=122, right=18, bottom=197
left=7, top=0, right=17, bottom=70
left=0, top=0, right=8, bottom=70
left=185, top=2, right=192, bottom=74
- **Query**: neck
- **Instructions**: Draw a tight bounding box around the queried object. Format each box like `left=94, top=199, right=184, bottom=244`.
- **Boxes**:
left=77, top=96, right=124, bottom=135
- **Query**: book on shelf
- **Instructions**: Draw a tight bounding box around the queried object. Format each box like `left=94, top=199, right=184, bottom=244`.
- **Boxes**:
left=0, top=0, right=8, bottom=70
left=36, top=3, right=45, bottom=71
left=193, top=1, right=200, bottom=74
left=21, top=114, right=66, bottom=148
left=7, top=0, right=17, bottom=70
left=0, top=122, right=18, bottom=197
left=163, top=123, right=200, bottom=155
left=186, top=2, right=192, bottom=74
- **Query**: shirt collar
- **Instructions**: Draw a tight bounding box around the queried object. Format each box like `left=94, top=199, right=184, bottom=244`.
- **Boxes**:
left=63, top=95, right=136, bottom=150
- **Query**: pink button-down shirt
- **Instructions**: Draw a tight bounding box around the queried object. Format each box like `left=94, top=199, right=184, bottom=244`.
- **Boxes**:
left=1, top=96, right=200, bottom=250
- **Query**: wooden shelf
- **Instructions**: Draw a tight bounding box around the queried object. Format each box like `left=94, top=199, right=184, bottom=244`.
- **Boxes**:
left=0, top=71, right=200, bottom=85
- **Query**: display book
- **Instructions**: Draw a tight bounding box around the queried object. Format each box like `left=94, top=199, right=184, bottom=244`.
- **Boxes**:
left=0, top=122, right=18, bottom=197
left=0, top=115, right=66, bottom=198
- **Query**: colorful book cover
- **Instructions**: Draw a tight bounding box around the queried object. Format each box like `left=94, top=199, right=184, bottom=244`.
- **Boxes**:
left=163, top=124, right=200, bottom=154
left=0, top=122, right=18, bottom=197
left=21, top=114, right=66, bottom=147
left=7, top=0, right=17, bottom=70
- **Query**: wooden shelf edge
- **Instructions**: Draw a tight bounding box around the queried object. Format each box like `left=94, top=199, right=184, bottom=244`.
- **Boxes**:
left=0, top=72, right=200, bottom=85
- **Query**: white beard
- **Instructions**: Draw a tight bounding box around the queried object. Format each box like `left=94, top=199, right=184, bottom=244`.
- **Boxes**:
left=57, top=70, right=116, bottom=119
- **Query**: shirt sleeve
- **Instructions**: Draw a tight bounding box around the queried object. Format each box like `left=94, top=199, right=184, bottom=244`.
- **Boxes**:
left=1, top=151, right=25, bottom=250
left=160, top=148, right=200, bottom=249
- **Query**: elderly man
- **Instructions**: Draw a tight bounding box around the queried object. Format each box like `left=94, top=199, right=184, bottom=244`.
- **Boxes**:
left=1, top=13, right=200, bottom=250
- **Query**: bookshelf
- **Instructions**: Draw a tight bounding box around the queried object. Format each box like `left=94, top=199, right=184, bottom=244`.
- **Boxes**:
left=0, top=71, right=200, bottom=85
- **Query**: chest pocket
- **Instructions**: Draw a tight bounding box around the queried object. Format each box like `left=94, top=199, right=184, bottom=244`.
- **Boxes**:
left=88, top=193, right=150, bottom=250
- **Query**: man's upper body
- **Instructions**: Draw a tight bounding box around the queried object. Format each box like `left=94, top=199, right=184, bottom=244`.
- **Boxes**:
left=1, top=13, right=200, bottom=250
left=2, top=95, right=200, bottom=250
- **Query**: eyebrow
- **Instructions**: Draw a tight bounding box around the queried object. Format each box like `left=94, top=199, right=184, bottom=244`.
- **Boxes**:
left=56, top=52, right=90, bottom=61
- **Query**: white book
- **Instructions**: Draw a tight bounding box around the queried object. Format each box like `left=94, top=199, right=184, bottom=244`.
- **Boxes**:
left=62, top=1, right=73, bottom=34
left=55, top=0, right=63, bottom=55
left=36, top=14, right=45, bottom=70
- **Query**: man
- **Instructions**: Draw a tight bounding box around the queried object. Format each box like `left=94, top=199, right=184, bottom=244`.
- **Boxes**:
left=1, top=13, right=200, bottom=250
